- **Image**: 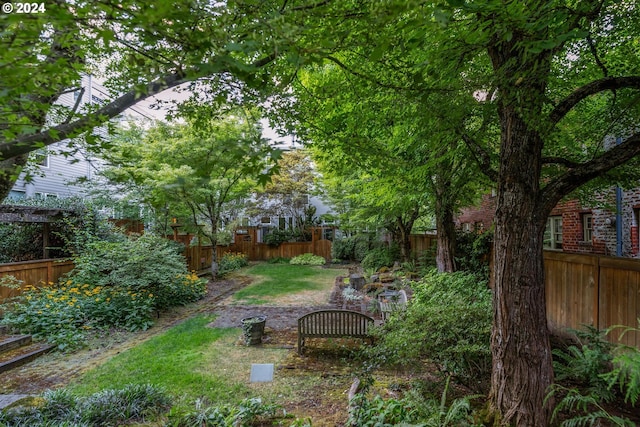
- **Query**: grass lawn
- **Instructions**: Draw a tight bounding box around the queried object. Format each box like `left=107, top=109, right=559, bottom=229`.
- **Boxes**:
left=67, top=316, right=291, bottom=405
left=231, top=263, right=341, bottom=305
left=64, top=263, right=352, bottom=424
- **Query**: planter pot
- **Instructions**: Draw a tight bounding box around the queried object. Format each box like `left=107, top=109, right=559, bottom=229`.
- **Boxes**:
left=241, top=316, right=267, bottom=345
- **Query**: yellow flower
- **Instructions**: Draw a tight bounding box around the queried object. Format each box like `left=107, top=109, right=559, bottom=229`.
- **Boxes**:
left=45, top=304, right=50, bottom=308
left=66, top=280, right=73, bottom=285
left=37, top=311, right=42, bottom=314
left=148, top=294, right=153, bottom=298
left=106, top=298, right=111, bottom=302
left=68, top=302, right=74, bottom=307
left=95, top=298, right=100, bottom=302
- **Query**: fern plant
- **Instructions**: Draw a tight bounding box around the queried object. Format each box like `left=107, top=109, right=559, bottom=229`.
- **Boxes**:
left=547, top=385, right=634, bottom=427
left=552, top=325, right=614, bottom=402
left=603, top=322, right=640, bottom=406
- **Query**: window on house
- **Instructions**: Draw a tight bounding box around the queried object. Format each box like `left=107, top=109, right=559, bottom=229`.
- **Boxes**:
left=462, top=223, right=471, bottom=232
left=261, top=217, right=271, bottom=224
left=240, top=217, right=249, bottom=227
left=278, top=217, right=286, bottom=229
left=33, top=149, right=49, bottom=168
left=8, top=190, right=26, bottom=200
left=582, top=213, right=593, bottom=242
left=544, top=216, right=563, bottom=250
left=323, top=228, right=334, bottom=241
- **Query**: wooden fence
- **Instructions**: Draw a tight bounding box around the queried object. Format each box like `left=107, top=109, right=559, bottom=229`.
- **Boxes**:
left=409, top=234, right=437, bottom=257
left=177, top=226, right=333, bottom=272
left=545, top=251, right=640, bottom=348
left=0, top=259, right=75, bottom=300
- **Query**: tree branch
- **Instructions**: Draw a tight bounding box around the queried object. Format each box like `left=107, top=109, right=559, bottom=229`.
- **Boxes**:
left=549, top=76, right=640, bottom=125
left=1, top=51, right=278, bottom=161
left=540, top=131, right=640, bottom=213
left=541, top=156, right=582, bottom=168
left=460, top=133, right=498, bottom=181
left=0, top=71, right=191, bottom=160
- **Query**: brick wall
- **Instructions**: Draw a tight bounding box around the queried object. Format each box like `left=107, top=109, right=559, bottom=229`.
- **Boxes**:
left=456, top=193, right=497, bottom=231
left=455, top=187, right=640, bottom=259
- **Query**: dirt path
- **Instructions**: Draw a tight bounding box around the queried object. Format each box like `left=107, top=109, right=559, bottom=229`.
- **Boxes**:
left=0, top=274, right=338, bottom=394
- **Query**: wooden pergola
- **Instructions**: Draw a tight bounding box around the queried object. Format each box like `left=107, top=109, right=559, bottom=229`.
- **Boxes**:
left=0, top=204, right=72, bottom=259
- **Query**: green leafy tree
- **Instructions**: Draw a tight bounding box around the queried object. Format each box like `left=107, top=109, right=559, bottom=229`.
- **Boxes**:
left=279, top=61, right=483, bottom=268
left=246, top=149, right=318, bottom=236
left=100, top=113, right=279, bottom=278
left=270, top=1, right=640, bottom=423
left=0, top=0, right=344, bottom=201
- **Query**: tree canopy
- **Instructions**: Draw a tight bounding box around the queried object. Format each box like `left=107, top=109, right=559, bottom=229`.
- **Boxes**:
left=99, top=112, right=279, bottom=277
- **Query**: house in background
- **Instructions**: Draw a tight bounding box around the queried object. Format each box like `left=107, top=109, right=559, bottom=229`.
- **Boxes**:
left=456, top=186, right=640, bottom=258
left=8, top=75, right=154, bottom=201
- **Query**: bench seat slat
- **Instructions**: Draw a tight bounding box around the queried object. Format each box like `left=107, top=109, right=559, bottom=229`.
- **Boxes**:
left=297, top=309, right=374, bottom=354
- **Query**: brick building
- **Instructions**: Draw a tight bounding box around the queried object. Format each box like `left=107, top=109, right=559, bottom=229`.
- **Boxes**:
left=456, top=187, right=640, bottom=258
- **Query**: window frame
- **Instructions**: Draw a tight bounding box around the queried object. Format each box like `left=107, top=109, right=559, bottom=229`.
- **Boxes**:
left=544, top=216, right=563, bottom=250
left=582, top=213, right=593, bottom=243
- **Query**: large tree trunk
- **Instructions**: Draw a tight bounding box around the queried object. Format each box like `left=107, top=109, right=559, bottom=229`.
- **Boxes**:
left=396, top=217, right=413, bottom=263
left=434, top=178, right=456, bottom=273
left=488, top=107, right=554, bottom=425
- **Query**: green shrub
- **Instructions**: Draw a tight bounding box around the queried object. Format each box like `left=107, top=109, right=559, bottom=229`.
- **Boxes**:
left=1, top=234, right=206, bottom=350
left=68, top=234, right=205, bottom=312
left=0, top=384, right=171, bottom=426
left=361, top=245, right=399, bottom=271
left=552, top=325, right=615, bottom=402
left=0, top=223, right=43, bottom=263
left=370, top=270, right=492, bottom=388
left=603, top=323, right=640, bottom=406
left=330, top=233, right=380, bottom=262
left=348, top=375, right=478, bottom=427
left=218, top=252, right=248, bottom=276
left=168, top=397, right=282, bottom=427
left=263, top=229, right=295, bottom=247
left=455, top=229, right=493, bottom=279
left=289, top=253, right=326, bottom=266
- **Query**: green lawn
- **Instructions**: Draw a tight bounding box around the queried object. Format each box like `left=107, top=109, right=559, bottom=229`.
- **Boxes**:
left=231, top=263, right=341, bottom=305
left=67, top=316, right=288, bottom=405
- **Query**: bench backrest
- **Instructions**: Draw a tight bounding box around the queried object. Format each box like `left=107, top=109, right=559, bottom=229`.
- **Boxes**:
left=298, top=309, right=374, bottom=338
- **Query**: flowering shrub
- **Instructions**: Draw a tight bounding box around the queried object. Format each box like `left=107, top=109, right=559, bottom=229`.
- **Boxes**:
left=218, top=252, right=248, bottom=276
left=0, top=234, right=207, bottom=351
left=69, top=234, right=205, bottom=311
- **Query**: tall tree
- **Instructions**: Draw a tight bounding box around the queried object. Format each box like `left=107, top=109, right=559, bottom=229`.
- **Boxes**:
left=380, top=1, right=640, bottom=424
left=100, top=114, right=279, bottom=278
left=275, top=1, right=640, bottom=423
left=0, top=0, right=352, bottom=200
left=246, top=149, right=318, bottom=233
left=275, top=59, right=484, bottom=270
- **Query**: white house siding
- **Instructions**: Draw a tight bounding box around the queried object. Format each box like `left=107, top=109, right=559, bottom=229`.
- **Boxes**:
left=9, top=75, right=148, bottom=201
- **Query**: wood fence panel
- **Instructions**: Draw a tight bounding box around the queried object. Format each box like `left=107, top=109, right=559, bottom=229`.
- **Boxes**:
left=0, top=259, right=74, bottom=301
left=598, top=257, right=640, bottom=348
left=544, top=251, right=598, bottom=333
left=409, top=234, right=437, bottom=257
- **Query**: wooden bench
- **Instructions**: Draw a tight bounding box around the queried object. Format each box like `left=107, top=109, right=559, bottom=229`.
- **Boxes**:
left=297, top=309, right=374, bottom=354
